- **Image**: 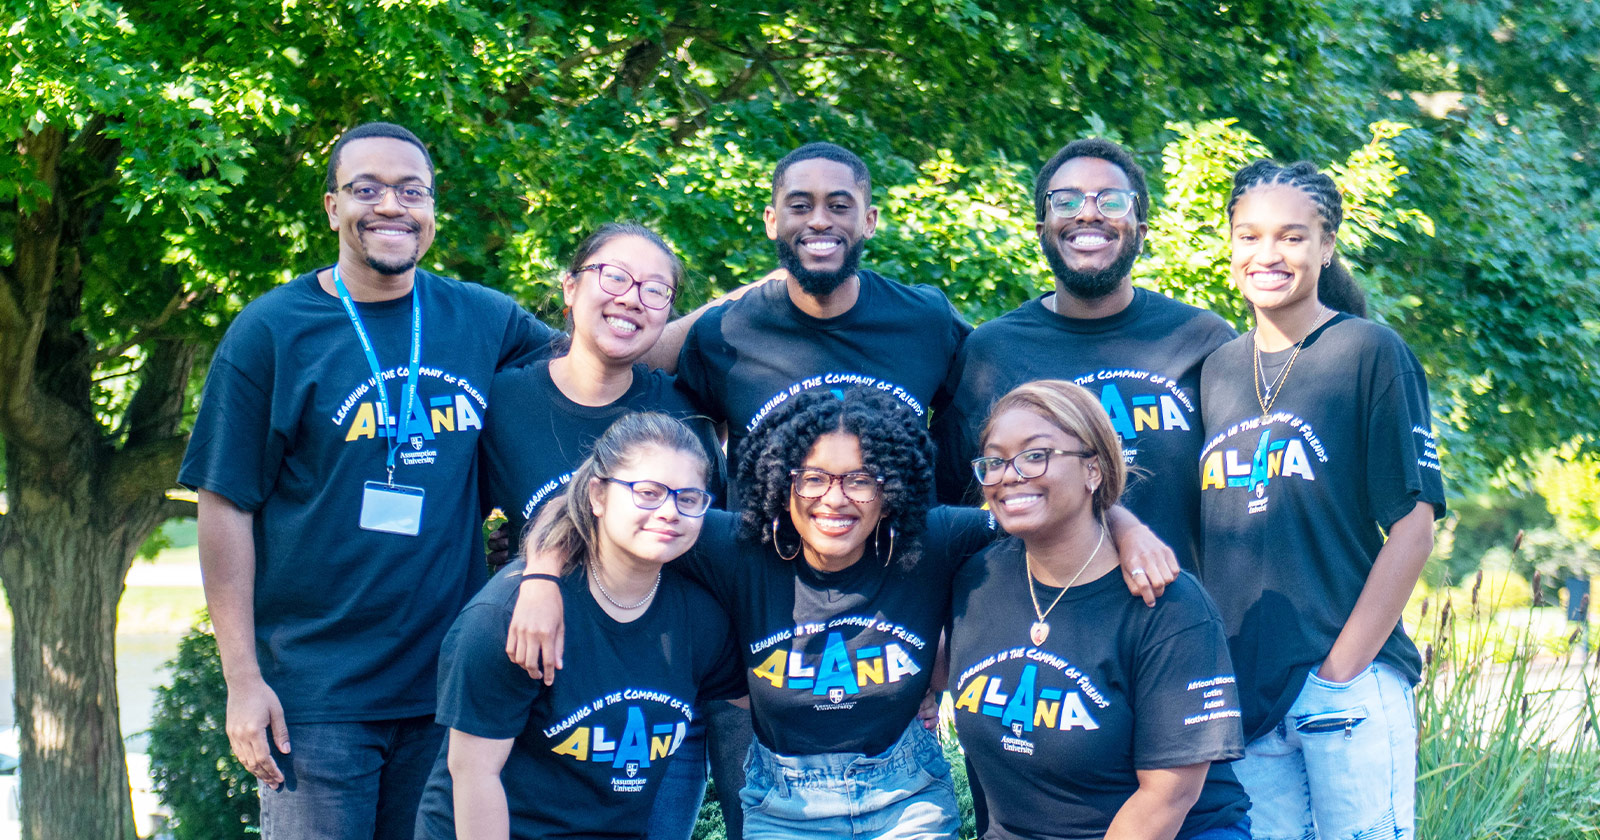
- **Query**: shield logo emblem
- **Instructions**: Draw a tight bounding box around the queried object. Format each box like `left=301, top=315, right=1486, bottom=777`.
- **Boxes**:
left=1012, top=722, right=1023, bottom=737
left=828, top=687, right=845, bottom=704
left=626, top=761, right=639, bottom=778
left=411, top=435, right=424, bottom=450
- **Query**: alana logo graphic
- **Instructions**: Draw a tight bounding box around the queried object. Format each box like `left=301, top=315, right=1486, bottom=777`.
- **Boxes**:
left=751, top=631, right=922, bottom=697
left=342, top=394, right=483, bottom=442
left=550, top=705, right=687, bottom=770
left=1096, top=382, right=1192, bottom=441
left=1199, top=413, right=1328, bottom=515
left=954, top=664, right=1103, bottom=733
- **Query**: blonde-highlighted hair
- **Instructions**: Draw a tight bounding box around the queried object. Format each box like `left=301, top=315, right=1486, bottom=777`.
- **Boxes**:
left=523, top=412, right=709, bottom=576
left=979, top=379, right=1126, bottom=517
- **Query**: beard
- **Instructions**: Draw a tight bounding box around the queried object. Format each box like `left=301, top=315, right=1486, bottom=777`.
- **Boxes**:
left=1040, top=227, right=1139, bottom=301
left=774, top=236, right=866, bottom=297
left=359, top=223, right=422, bottom=276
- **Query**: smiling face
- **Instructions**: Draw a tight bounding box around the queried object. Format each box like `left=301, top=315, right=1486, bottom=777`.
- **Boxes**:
left=765, top=158, right=878, bottom=297
left=1229, top=184, right=1335, bottom=317
left=979, top=408, right=1100, bottom=542
left=787, top=431, right=884, bottom=572
left=562, top=234, right=677, bottom=367
left=323, top=137, right=436, bottom=279
left=1036, top=156, right=1147, bottom=301
left=590, top=445, right=707, bottom=570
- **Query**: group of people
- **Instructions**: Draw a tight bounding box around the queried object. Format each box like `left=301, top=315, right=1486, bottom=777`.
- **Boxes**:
left=180, top=121, right=1444, bottom=840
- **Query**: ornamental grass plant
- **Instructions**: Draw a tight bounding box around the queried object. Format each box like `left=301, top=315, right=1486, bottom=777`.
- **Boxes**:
left=1414, top=541, right=1600, bottom=839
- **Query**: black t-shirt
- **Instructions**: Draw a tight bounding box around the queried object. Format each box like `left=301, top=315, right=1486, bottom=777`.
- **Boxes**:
left=1198, top=315, right=1446, bottom=741
left=478, top=360, right=725, bottom=538
left=933, top=289, right=1235, bottom=571
left=178, top=269, right=556, bottom=722
left=415, top=564, right=742, bottom=840
left=674, top=507, right=997, bottom=756
left=676, top=270, right=970, bottom=504
left=950, top=539, right=1248, bottom=840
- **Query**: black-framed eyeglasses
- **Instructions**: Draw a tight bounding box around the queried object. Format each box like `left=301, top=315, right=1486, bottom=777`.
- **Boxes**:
left=971, top=448, right=1096, bottom=486
left=789, top=468, right=884, bottom=503
left=604, top=478, right=713, bottom=517
left=339, top=180, right=436, bottom=208
left=577, top=263, right=677, bottom=311
left=1045, top=188, right=1138, bottom=220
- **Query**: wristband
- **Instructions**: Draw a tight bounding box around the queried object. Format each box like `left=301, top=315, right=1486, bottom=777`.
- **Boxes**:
left=520, top=572, right=561, bottom=585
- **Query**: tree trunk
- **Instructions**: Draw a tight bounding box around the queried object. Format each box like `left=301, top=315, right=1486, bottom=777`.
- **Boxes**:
left=0, top=438, right=161, bottom=840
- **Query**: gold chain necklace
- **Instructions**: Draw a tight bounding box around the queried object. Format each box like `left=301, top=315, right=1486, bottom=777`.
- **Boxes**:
left=1025, top=524, right=1106, bottom=646
left=1253, top=306, right=1332, bottom=418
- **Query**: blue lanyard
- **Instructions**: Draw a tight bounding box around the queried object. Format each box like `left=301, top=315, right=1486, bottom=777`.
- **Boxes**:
left=332, top=265, right=422, bottom=485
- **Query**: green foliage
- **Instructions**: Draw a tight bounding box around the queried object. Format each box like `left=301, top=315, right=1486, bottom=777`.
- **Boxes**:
left=146, top=619, right=258, bottom=840
left=1415, top=598, right=1600, bottom=839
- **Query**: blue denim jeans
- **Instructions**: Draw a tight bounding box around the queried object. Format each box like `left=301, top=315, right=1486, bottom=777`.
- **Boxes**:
left=1186, top=818, right=1251, bottom=840
left=1233, top=663, right=1417, bottom=840
left=644, top=713, right=710, bottom=840
left=740, top=721, right=959, bottom=840
left=258, top=715, right=443, bottom=840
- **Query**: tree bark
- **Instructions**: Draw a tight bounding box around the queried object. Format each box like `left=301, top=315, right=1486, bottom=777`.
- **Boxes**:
left=0, top=441, right=143, bottom=840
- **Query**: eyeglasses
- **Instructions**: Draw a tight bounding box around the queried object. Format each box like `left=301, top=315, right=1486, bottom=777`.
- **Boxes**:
left=1044, top=188, right=1138, bottom=220
left=339, top=180, right=436, bottom=208
left=578, top=263, right=677, bottom=311
left=604, top=478, right=713, bottom=517
left=789, top=468, right=884, bottom=503
left=971, top=448, right=1095, bottom=486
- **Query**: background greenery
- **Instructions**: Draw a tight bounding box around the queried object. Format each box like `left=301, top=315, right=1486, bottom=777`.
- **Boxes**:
left=4, top=0, right=1600, bottom=837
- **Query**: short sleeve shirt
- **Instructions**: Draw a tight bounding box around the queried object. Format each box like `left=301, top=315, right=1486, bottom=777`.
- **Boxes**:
left=1198, top=315, right=1445, bottom=740
left=674, top=507, right=997, bottom=756
left=479, top=360, right=725, bottom=538
left=676, top=270, right=970, bottom=505
left=950, top=539, right=1248, bottom=839
left=414, top=565, right=742, bottom=840
left=933, top=289, right=1235, bottom=571
left=177, top=269, right=557, bottom=721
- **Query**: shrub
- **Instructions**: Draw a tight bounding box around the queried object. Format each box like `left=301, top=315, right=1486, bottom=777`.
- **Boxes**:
left=146, top=617, right=259, bottom=839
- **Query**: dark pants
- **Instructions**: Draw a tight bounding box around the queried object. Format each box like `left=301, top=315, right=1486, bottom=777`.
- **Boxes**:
left=258, top=715, right=443, bottom=840
left=706, top=699, right=756, bottom=840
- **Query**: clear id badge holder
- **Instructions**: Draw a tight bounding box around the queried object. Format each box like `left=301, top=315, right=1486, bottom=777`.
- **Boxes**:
left=360, top=481, right=425, bottom=536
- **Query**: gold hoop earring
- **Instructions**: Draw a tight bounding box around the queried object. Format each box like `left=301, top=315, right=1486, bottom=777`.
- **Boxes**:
left=877, top=523, right=897, bottom=567
left=772, top=516, right=799, bottom=562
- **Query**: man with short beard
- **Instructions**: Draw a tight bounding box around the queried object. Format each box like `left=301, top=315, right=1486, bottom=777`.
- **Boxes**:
left=932, top=138, right=1236, bottom=573
left=677, top=141, right=971, bottom=506
left=180, top=122, right=557, bottom=838
left=673, top=141, right=970, bottom=839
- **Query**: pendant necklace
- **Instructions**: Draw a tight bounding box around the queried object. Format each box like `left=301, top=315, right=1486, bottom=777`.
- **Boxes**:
left=589, top=561, right=661, bottom=611
left=1253, top=305, right=1332, bottom=418
left=1025, top=524, right=1106, bottom=646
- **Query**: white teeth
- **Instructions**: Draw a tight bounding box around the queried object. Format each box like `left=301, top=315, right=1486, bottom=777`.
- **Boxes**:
left=605, top=316, right=639, bottom=334
left=1252, top=272, right=1290, bottom=284
left=371, top=229, right=411, bottom=237
left=816, top=516, right=854, bottom=530
left=802, top=240, right=841, bottom=255
left=1069, top=233, right=1109, bottom=247
left=1001, top=495, right=1042, bottom=511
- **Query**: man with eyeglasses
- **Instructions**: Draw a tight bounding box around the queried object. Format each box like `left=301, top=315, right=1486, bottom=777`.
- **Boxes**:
left=933, top=138, right=1235, bottom=574
left=180, top=121, right=559, bottom=839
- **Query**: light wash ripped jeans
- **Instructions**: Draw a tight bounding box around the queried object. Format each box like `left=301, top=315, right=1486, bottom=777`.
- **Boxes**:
left=740, top=720, right=959, bottom=840
left=1233, top=662, right=1417, bottom=840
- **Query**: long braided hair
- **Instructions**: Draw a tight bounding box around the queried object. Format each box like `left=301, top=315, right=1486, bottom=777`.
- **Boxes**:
left=1226, top=160, right=1368, bottom=317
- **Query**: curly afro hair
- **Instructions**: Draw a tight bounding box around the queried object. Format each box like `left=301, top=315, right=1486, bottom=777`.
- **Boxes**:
left=735, top=387, right=935, bottom=569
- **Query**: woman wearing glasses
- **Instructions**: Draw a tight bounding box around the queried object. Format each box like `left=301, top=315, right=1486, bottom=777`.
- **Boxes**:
left=514, top=386, right=1176, bottom=839
left=478, top=222, right=724, bottom=548
left=948, top=380, right=1250, bottom=840
left=476, top=223, right=727, bottom=840
left=1197, top=161, right=1443, bottom=839
left=416, top=412, right=742, bottom=840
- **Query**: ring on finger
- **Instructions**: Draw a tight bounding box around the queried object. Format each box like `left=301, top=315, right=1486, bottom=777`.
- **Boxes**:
left=1130, top=568, right=1147, bottom=577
